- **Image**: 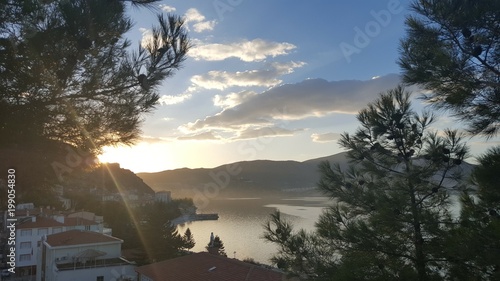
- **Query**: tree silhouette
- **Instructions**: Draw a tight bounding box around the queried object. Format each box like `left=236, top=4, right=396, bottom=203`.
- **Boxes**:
left=399, top=0, right=500, bottom=136
left=207, top=235, right=227, bottom=257
left=139, top=202, right=186, bottom=262
left=264, top=87, right=471, bottom=280
left=0, top=0, right=189, bottom=151
left=0, top=0, right=190, bottom=194
left=443, top=146, right=500, bottom=280
left=182, top=228, right=196, bottom=251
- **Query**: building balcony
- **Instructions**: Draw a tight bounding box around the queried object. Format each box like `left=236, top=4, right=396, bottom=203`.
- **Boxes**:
left=55, top=257, right=134, bottom=271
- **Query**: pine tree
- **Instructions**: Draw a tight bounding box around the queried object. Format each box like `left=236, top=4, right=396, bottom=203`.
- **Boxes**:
left=399, top=0, right=500, bottom=136
left=0, top=0, right=190, bottom=195
left=161, top=221, right=185, bottom=259
left=139, top=202, right=185, bottom=262
left=207, top=235, right=227, bottom=257
left=0, top=0, right=189, bottom=151
left=182, top=228, right=196, bottom=251
left=264, top=86, right=470, bottom=280
left=443, top=146, right=500, bottom=280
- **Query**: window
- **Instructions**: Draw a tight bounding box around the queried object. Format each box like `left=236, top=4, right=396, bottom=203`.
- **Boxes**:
left=21, top=229, right=32, bottom=236
left=85, top=225, right=91, bottom=231
left=20, top=254, right=31, bottom=261
left=38, top=228, right=48, bottom=235
left=96, top=276, right=104, bottom=281
left=20, top=242, right=31, bottom=249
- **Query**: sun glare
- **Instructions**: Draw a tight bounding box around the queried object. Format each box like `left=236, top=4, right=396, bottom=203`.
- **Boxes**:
left=98, top=143, right=177, bottom=173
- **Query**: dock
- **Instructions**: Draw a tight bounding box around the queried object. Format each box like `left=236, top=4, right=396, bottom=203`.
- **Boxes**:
left=172, top=213, right=219, bottom=225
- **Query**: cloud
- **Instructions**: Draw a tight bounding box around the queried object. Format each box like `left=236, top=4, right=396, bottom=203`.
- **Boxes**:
left=193, top=21, right=217, bottom=33
left=191, top=61, right=305, bottom=90
left=183, top=74, right=402, bottom=133
left=185, top=8, right=205, bottom=22
left=184, top=8, right=217, bottom=33
left=189, top=39, right=297, bottom=62
left=139, top=135, right=169, bottom=144
left=311, top=133, right=342, bottom=143
left=214, top=91, right=258, bottom=109
left=158, top=93, right=193, bottom=105
left=177, top=131, right=221, bottom=141
left=159, top=4, right=176, bottom=12
left=235, top=127, right=297, bottom=140
left=139, top=27, right=153, bottom=49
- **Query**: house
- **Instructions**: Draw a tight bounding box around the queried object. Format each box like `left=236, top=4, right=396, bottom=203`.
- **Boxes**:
left=135, top=252, right=292, bottom=281
left=37, top=230, right=136, bottom=281
left=154, top=191, right=171, bottom=203
left=11, top=207, right=108, bottom=278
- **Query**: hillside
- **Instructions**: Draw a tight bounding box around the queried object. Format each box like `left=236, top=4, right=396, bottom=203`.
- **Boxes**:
left=137, top=152, right=350, bottom=198
left=137, top=151, right=475, bottom=198
left=68, top=163, right=155, bottom=196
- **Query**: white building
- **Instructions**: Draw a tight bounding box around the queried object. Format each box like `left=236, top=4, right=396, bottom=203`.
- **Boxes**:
left=13, top=209, right=106, bottom=278
left=154, top=191, right=171, bottom=203
left=37, top=230, right=135, bottom=281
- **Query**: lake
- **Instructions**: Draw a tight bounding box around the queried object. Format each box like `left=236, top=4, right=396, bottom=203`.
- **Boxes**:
left=176, top=196, right=331, bottom=264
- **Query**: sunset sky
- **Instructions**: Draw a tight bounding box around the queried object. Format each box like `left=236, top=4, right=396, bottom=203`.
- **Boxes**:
left=98, top=0, right=499, bottom=173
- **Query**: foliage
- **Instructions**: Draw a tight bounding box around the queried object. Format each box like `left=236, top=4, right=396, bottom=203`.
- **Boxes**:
left=207, top=235, right=227, bottom=257
left=399, top=0, right=500, bottom=136
left=263, top=87, right=471, bottom=280
left=57, top=196, right=196, bottom=262
left=138, top=201, right=188, bottom=262
left=0, top=0, right=189, bottom=151
left=0, top=0, right=190, bottom=195
left=182, top=228, right=196, bottom=251
left=443, top=146, right=500, bottom=280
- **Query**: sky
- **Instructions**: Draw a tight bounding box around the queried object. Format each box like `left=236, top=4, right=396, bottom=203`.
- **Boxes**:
left=98, top=0, right=499, bottom=173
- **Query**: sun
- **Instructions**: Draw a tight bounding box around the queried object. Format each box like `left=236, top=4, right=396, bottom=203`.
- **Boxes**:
left=98, top=142, right=176, bottom=173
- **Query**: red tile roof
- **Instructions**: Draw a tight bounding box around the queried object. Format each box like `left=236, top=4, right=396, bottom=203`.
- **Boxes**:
left=17, top=216, right=97, bottom=229
left=17, top=217, right=64, bottom=229
left=46, top=230, right=122, bottom=247
left=136, top=252, right=289, bottom=281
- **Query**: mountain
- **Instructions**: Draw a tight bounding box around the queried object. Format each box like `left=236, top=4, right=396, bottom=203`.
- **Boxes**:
left=137, top=151, right=475, bottom=199
left=67, top=163, right=155, bottom=196
left=137, top=152, right=350, bottom=198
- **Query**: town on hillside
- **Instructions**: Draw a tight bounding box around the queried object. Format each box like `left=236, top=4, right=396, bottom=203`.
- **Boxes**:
left=0, top=180, right=290, bottom=281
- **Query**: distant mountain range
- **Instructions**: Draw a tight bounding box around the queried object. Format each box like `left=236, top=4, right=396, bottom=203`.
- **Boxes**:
left=137, top=152, right=350, bottom=198
left=137, top=151, right=475, bottom=198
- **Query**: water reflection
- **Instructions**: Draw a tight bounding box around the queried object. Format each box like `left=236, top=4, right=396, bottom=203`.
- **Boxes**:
left=177, top=197, right=330, bottom=264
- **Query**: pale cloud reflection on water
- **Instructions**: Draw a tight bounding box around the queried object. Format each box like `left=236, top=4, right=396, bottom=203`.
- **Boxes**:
left=177, top=197, right=330, bottom=263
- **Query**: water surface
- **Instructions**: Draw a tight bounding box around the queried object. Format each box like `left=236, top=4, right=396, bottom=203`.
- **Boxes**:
left=177, top=196, right=331, bottom=264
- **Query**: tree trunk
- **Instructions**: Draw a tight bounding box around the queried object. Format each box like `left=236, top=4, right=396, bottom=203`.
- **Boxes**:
left=409, top=182, right=427, bottom=281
